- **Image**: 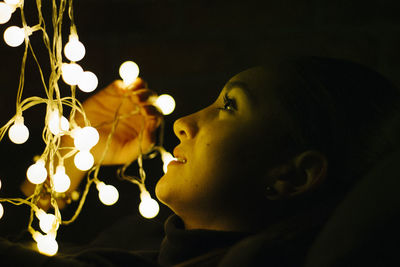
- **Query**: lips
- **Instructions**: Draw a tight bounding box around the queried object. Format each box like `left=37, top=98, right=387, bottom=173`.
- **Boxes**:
left=172, top=147, right=187, bottom=164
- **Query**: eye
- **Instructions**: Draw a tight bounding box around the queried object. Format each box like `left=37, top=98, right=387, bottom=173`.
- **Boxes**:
left=219, top=93, right=237, bottom=112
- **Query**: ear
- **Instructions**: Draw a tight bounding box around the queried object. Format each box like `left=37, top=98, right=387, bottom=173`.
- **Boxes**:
left=266, top=150, right=327, bottom=200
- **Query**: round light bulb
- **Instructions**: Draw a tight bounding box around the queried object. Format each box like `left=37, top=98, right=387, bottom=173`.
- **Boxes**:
left=155, top=94, right=176, bottom=115
left=119, top=61, right=139, bottom=86
left=0, top=203, right=4, bottom=219
left=26, top=159, right=47, bottom=184
left=35, top=234, right=58, bottom=256
left=139, top=192, right=159, bottom=219
left=5, top=0, right=22, bottom=5
left=77, top=71, right=98, bottom=92
left=0, top=3, right=13, bottom=24
left=4, top=25, right=25, bottom=47
left=53, top=166, right=70, bottom=193
left=73, top=126, right=99, bottom=150
left=74, top=150, right=94, bottom=171
left=61, top=63, right=83, bottom=85
left=38, top=213, right=58, bottom=234
left=48, top=110, right=69, bottom=135
left=97, top=183, right=119, bottom=206
left=161, top=151, right=175, bottom=173
left=64, top=38, right=85, bottom=62
left=0, top=178, right=2, bottom=190
left=8, top=118, right=29, bottom=144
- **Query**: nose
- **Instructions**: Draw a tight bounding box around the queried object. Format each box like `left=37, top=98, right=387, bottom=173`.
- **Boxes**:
left=173, top=113, right=199, bottom=140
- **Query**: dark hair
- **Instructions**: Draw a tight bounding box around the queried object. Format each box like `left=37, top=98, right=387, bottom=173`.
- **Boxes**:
left=277, top=57, right=400, bottom=193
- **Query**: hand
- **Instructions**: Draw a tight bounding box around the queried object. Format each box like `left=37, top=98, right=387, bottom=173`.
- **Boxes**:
left=69, top=78, right=163, bottom=165
left=21, top=78, right=162, bottom=208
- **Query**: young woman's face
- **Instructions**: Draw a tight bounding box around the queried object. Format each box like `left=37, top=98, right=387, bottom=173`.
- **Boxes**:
left=156, top=67, right=294, bottom=230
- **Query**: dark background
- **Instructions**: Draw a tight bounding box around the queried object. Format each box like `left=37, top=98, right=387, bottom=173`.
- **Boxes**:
left=0, top=0, right=399, bottom=247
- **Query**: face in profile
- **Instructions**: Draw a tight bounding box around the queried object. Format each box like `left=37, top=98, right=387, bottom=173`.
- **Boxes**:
left=156, top=66, right=297, bottom=230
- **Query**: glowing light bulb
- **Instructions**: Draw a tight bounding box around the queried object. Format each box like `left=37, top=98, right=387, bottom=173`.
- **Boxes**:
left=8, top=117, right=29, bottom=144
left=64, top=37, right=85, bottom=62
left=0, top=178, right=2, bottom=190
left=34, top=233, right=58, bottom=256
left=61, top=63, right=83, bottom=85
left=119, top=61, right=139, bottom=86
left=36, top=210, right=58, bottom=234
left=0, top=3, right=14, bottom=24
left=97, top=182, right=119, bottom=206
left=161, top=151, right=175, bottom=173
left=5, top=0, right=22, bottom=5
left=26, top=159, right=47, bottom=184
left=74, top=150, right=94, bottom=171
left=155, top=94, right=176, bottom=115
left=0, top=203, right=4, bottom=219
left=48, top=110, right=69, bottom=135
left=53, top=166, right=70, bottom=193
left=77, top=71, right=98, bottom=93
left=4, top=25, right=25, bottom=47
left=73, top=126, right=99, bottom=150
left=139, top=191, right=159, bottom=219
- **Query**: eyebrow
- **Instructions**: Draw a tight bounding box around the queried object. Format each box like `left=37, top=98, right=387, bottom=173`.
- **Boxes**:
left=225, top=81, right=255, bottom=102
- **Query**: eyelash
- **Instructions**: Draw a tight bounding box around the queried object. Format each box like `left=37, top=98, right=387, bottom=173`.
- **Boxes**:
left=220, top=93, right=237, bottom=111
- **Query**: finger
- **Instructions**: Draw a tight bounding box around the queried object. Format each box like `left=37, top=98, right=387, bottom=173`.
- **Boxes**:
left=130, top=89, right=158, bottom=104
left=141, top=104, right=164, bottom=118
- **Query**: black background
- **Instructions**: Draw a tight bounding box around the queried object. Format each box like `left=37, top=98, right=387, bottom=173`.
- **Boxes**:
left=0, top=0, right=399, bottom=246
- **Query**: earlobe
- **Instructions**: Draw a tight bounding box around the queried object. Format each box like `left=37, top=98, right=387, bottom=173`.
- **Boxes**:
left=265, top=150, right=327, bottom=200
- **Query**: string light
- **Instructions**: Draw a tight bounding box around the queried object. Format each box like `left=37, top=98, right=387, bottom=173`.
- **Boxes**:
left=36, top=209, right=59, bottom=234
left=26, top=159, right=47, bottom=184
left=0, top=203, right=3, bottom=220
left=48, top=110, right=70, bottom=136
left=139, top=191, right=159, bottom=219
left=0, top=0, right=177, bottom=255
left=8, top=116, right=29, bottom=144
left=3, top=26, right=26, bottom=47
left=77, top=71, right=98, bottom=93
left=61, top=63, right=84, bottom=86
left=119, top=61, right=139, bottom=86
left=97, top=182, right=119, bottom=206
left=161, top=150, right=175, bottom=173
left=155, top=94, right=176, bottom=115
left=73, top=126, right=99, bottom=150
left=53, top=166, right=71, bottom=193
left=5, top=0, right=23, bottom=5
left=0, top=2, right=14, bottom=24
left=74, top=150, right=94, bottom=171
left=33, top=232, right=58, bottom=256
left=64, top=35, right=86, bottom=62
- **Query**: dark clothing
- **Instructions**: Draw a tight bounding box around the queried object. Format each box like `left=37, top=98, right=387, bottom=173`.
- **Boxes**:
left=0, top=213, right=315, bottom=267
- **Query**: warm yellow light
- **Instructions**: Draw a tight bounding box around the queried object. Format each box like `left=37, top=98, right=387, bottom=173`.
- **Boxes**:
left=139, top=191, right=159, bottom=219
left=0, top=3, right=14, bottom=24
left=26, top=159, right=47, bottom=184
left=77, top=71, right=98, bottom=93
left=8, top=117, right=29, bottom=144
left=53, top=166, right=70, bottom=193
left=64, top=37, right=85, bottom=62
left=161, top=151, right=175, bottom=173
left=61, top=63, right=83, bottom=86
left=73, top=126, right=99, bottom=150
left=36, top=210, right=58, bottom=234
left=34, top=233, right=58, bottom=256
left=4, top=25, right=25, bottom=47
left=97, top=182, right=119, bottom=206
left=119, top=61, right=139, bottom=86
left=4, top=0, right=22, bottom=5
left=0, top=203, right=4, bottom=219
left=74, top=150, right=94, bottom=171
left=49, top=110, right=69, bottom=135
left=155, top=94, right=175, bottom=115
